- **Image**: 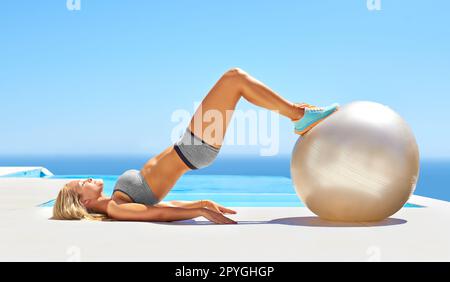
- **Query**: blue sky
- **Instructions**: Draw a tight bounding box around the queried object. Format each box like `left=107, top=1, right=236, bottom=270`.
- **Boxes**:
left=0, top=0, right=449, bottom=158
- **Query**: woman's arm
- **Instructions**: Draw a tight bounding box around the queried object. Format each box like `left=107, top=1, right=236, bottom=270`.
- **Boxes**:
left=155, top=200, right=204, bottom=209
left=157, top=200, right=237, bottom=215
left=107, top=201, right=201, bottom=222
left=106, top=201, right=236, bottom=224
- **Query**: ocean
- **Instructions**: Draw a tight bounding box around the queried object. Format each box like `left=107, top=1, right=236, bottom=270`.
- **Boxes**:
left=0, top=154, right=448, bottom=202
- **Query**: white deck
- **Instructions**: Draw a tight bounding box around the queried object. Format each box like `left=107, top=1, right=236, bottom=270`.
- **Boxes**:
left=0, top=167, right=449, bottom=262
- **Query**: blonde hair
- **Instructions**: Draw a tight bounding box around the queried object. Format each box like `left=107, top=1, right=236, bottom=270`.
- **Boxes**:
left=52, top=184, right=108, bottom=221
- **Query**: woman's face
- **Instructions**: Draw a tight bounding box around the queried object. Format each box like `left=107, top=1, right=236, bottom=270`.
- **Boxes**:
left=68, top=178, right=104, bottom=202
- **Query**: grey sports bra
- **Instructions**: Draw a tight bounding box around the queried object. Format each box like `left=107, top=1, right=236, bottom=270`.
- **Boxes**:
left=112, top=169, right=160, bottom=205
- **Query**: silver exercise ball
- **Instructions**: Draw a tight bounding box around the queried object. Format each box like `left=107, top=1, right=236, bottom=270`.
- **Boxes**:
left=290, top=101, right=420, bottom=222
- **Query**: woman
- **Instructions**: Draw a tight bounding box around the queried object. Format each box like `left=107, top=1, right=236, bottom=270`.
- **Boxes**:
left=53, top=68, right=338, bottom=224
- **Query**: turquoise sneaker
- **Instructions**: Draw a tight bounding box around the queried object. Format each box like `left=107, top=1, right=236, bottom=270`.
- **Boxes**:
left=293, top=103, right=339, bottom=135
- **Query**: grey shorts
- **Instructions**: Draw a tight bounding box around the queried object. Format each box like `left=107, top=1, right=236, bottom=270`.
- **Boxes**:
left=173, top=128, right=220, bottom=170
left=112, top=169, right=160, bottom=205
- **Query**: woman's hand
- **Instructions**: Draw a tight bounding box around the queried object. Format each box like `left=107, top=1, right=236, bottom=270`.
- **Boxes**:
left=200, top=208, right=237, bottom=224
left=201, top=200, right=237, bottom=215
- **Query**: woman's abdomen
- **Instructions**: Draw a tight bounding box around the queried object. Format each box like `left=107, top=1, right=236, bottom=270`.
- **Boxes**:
left=140, top=145, right=191, bottom=201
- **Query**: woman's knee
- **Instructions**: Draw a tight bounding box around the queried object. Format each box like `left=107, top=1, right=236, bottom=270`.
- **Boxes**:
left=223, top=67, right=249, bottom=80
left=219, top=68, right=249, bottom=94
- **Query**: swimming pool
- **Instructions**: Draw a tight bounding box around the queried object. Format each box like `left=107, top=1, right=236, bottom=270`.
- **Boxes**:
left=39, top=174, right=420, bottom=208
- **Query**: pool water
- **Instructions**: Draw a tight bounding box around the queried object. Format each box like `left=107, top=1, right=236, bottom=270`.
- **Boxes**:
left=39, top=174, right=421, bottom=208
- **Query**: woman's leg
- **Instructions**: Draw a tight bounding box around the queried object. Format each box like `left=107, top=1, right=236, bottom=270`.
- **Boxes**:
left=188, top=68, right=304, bottom=149
left=142, top=68, right=304, bottom=202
